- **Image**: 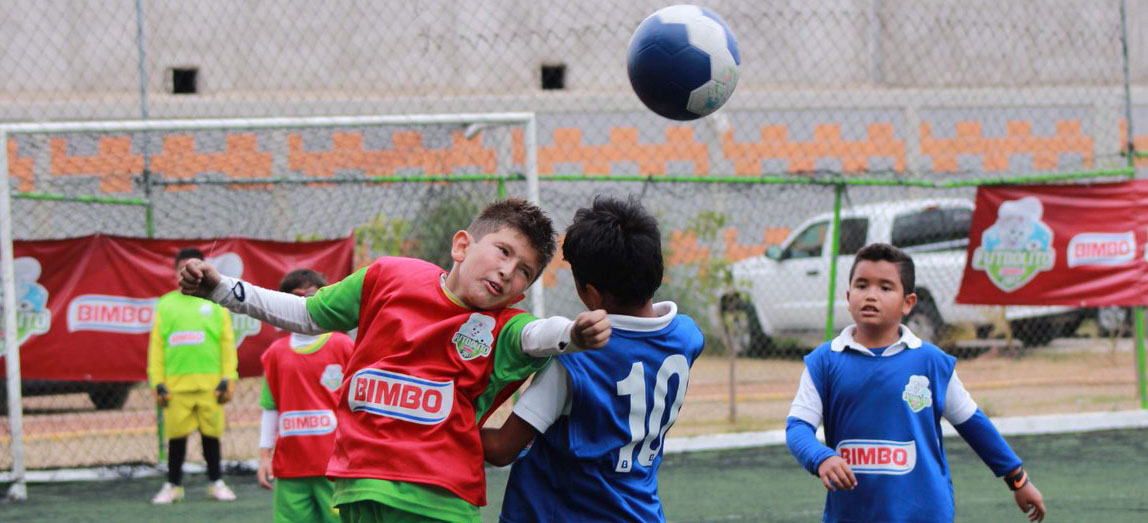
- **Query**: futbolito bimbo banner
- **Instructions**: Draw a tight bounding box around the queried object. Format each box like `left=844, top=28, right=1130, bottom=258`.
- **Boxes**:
left=2, top=235, right=354, bottom=381
left=957, top=181, right=1148, bottom=306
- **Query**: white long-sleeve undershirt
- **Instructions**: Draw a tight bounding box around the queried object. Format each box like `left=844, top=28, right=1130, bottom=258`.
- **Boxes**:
left=208, top=275, right=581, bottom=357
left=259, top=409, right=278, bottom=449
left=209, top=275, right=324, bottom=334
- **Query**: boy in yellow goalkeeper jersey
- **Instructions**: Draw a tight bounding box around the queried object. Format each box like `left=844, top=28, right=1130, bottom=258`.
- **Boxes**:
left=148, top=247, right=239, bottom=504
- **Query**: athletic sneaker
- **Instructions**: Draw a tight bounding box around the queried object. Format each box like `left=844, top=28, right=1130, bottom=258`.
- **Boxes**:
left=150, top=482, right=185, bottom=504
left=207, top=479, right=237, bottom=501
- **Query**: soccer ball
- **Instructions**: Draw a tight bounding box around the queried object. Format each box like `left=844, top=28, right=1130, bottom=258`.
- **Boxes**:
left=626, top=5, right=741, bottom=121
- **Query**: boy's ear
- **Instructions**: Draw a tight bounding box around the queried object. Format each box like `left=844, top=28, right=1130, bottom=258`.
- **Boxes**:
left=450, top=230, right=472, bottom=264
left=902, top=292, right=918, bottom=315
left=578, top=282, right=604, bottom=310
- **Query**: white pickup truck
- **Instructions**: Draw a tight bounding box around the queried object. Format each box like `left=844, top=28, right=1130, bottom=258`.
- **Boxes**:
left=719, top=198, right=1078, bottom=355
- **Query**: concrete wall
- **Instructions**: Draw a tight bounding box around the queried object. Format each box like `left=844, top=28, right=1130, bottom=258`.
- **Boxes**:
left=0, top=0, right=1143, bottom=117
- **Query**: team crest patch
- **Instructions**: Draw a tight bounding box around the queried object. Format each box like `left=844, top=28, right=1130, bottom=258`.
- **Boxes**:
left=902, top=375, right=932, bottom=413
left=320, top=364, right=343, bottom=392
left=451, top=313, right=495, bottom=360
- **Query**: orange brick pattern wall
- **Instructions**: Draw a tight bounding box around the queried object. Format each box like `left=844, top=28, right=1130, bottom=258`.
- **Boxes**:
left=7, top=118, right=1115, bottom=194
left=8, top=117, right=1124, bottom=286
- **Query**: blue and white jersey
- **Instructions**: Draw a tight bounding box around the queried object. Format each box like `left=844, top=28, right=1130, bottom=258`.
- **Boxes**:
left=500, top=302, right=705, bottom=523
left=788, top=325, right=981, bottom=523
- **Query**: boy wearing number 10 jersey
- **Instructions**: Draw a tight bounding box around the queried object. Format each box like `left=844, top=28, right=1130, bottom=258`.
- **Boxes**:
left=484, top=196, right=705, bottom=523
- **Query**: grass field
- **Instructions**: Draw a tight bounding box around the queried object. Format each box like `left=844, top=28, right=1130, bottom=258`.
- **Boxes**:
left=3, top=339, right=1138, bottom=471
left=1, top=428, right=1144, bottom=522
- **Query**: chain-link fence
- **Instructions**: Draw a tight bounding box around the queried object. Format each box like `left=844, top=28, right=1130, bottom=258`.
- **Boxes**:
left=3, top=0, right=1147, bottom=483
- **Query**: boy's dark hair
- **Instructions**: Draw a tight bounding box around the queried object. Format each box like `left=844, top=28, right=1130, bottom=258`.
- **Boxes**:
left=468, top=198, right=557, bottom=276
left=848, top=243, right=915, bottom=294
left=279, top=269, right=328, bottom=293
left=563, top=195, right=662, bottom=308
left=174, top=247, right=205, bottom=268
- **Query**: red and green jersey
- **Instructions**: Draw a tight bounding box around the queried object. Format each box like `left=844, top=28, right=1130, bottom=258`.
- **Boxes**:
left=260, top=332, right=354, bottom=479
left=305, top=257, right=547, bottom=514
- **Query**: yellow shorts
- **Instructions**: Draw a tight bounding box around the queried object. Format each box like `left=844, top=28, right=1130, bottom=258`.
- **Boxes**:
left=165, top=390, right=225, bottom=439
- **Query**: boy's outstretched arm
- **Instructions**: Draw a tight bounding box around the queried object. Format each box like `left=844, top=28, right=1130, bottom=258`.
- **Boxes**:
left=945, top=371, right=1044, bottom=521
left=178, top=258, right=222, bottom=298
left=178, top=258, right=327, bottom=334
left=519, top=310, right=611, bottom=357
left=570, top=309, right=611, bottom=350
left=481, top=413, right=538, bottom=467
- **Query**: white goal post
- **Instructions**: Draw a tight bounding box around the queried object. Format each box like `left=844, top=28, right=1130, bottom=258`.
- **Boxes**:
left=0, top=112, right=541, bottom=500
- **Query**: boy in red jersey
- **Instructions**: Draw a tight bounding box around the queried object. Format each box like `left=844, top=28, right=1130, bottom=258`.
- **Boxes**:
left=178, top=198, right=611, bottom=523
left=257, top=268, right=354, bottom=523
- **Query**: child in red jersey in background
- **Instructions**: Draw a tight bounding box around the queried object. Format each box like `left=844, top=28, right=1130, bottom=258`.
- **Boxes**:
left=179, top=198, right=611, bottom=523
left=257, top=268, right=354, bottom=523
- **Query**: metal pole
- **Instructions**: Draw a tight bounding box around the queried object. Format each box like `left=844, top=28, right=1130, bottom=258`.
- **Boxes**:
left=1, top=129, right=28, bottom=501
left=727, top=319, right=737, bottom=422
left=1136, top=307, right=1147, bottom=409
left=1121, top=0, right=1136, bottom=165
left=135, top=0, right=164, bottom=461
left=135, top=0, right=156, bottom=240
left=1120, top=0, right=1146, bottom=408
left=824, top=183, right=844, bottom=341
left=0, top=113, right=539, bottom=135
left=525, top=114, right=544, bottom=318
left=867, top=0, right=883, bottom=85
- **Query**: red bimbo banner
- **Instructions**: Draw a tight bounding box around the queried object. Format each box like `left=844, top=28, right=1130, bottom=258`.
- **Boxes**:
left=956, top=181, right=1148, bottom=307
left=4, top=235, right=354, bottom=381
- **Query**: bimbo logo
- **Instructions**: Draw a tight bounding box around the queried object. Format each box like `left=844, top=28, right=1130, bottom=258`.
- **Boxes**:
left=168, top=330, right=206, bottom=346
left=836, top=439, right=917, bottom=475
left=279, top=410, right=336, bottom=436
left=348, top=369, right=454, bottom=425
left=67, top=295, right=156, bottom=334
left=1068, top=232, right=1136, bottom=267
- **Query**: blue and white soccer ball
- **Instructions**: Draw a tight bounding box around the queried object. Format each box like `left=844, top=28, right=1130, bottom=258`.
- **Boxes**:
left=626, top=5, right=741, bottom=121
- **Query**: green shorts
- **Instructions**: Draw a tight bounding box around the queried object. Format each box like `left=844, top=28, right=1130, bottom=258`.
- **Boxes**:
left=337, top=500, right=456, bottom=523
left=274, top=477, right=339, bottom=523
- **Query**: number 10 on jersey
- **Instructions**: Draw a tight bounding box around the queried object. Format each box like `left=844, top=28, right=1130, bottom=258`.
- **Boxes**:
left=615, top=354, right=690, bottom=472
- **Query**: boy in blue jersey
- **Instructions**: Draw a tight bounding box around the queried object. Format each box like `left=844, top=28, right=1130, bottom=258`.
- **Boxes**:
left=786, top=243, right=1046, bottom=522
left=482, top=195, right=705, bottom=523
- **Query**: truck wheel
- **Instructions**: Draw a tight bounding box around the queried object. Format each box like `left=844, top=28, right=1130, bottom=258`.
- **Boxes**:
left=720, top=295, right=772, bottom=358
left=905, top=298, right=943, bottom=342
left=1097, top=306, right=1132, bottom=337
left=1009, top=318, right=1056, bottom=347
left=89, top=383, right=133, bottom=410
